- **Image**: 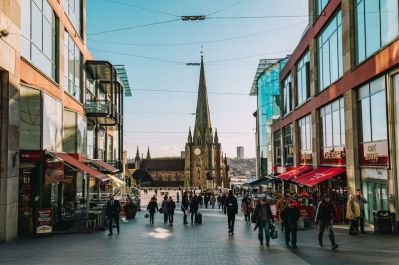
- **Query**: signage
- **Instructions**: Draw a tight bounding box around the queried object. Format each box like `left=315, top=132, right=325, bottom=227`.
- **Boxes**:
left=45, top=158, right=64, bottom=184
left=20, top=150, right=44, bottom=162
left=359, top=141, right=389, bottom=167
left=36, top=208, right=53, bottom=234
left=298, top=150, right=312, bottom=165
left=320, top=147, right=346, bottom=165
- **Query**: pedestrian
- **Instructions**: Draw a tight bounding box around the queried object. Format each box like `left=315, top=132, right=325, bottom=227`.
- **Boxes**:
left=176, top=192, right=180, bottom=204
left=221, top=192, right=227, bottom=214
left=241, top=194, right=252, bottom=225
left=181, top=192, right=190, bottom=224
left=147, top=196, right=159, bottom=224
left=217, top=194, right=221, bottom=209
left=356, top=189, right=367, bottom=234
left=276, top=195, right=288, bottom=231
left=225, top=190, right=238, bottom=235
left=315, top=193, right=338, bottom=250
left=346, top=194, right=361, bottom=235
left=106, top=194, right=121, bottom=236
left=190, top=194, right=199, bottom=224
left=167, top=196, right=176, bottom=227
left=253, top=197, right=275, bottom=246
left=155, top=189, right=158, bottom=197
left=161, top=196, right=169, bottom=224
left=204, top=194, right=210, bottom=209
left=198, top=194, right=203, bottom=208
left=281, top=200, right=300, bottom=249
left=210, top=194, right=216, bottom=209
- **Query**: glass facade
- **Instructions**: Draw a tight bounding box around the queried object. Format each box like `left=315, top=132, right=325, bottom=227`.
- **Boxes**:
left=283, top=75, right=292, bottom=116
left=87, top=123, right=95, bottom=159
left=20, top=86, right=42, bottom=150
left=299, top=115, right=312, bottom=151
left=63, top=109, right=77, bottom=153
left=77, top=114, right=87, bottom=155
left=64, top=0, right=82, bottom=35
left=21, top=0, right=57, bottom=80
left=274, top=130, right=282, bottom=166
left=64, top=31, right=82, bottom=102
left=283, top=124, right=293, bottom=166
left=43, top=93, right=63, bottom=151
left=355, top=0, right=399, bottom=64
left=296, top=51, right=310, bottom=106
left=318, top=10, right=343, bottom=91
left=320, top=98, right=345, bottom=148
left=358, top=77, right=387, bottom=142
left=316, top=0, right=329, bottom=16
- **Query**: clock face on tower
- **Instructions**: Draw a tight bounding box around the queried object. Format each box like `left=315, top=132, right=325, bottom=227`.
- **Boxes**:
left=194, top=147, right=201, bottom=156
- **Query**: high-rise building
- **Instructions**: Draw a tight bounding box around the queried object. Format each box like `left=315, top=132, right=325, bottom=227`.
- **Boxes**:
left=237, top=146, right=245, bottom=159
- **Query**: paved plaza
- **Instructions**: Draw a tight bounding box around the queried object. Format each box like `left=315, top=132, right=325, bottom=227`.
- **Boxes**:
left=1, top=192, right=399, bottom=265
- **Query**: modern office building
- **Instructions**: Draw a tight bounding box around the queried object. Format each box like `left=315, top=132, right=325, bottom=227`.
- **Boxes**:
left=272, top=0, right=399, bottom=225
left=236, top=146, right=244, bottom=159
left=0, top=0, right=131, bottom=242
left=250, top=58, right=288, bottom=179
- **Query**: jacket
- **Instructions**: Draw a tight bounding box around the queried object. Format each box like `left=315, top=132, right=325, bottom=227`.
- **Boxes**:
left=225, top=195, right=238, bottom=215
left=346, top=197, right=361, bottom=220
left=106, top=199, right=121, bottom=217
left=161, top=200, right=168, bottom=213
left=281, top=206, right=300, bottom=230
left=315, top=200, right=336, bottom=223
left=147, top=201, right=159, bottom=214
left=182, top=195, right=189, bottom=211
left=254, top=203, right=274, bottom=224
left=241, top=197, right=252, bottom=215
left=190, top=197, right=199, bottom=211
left=166, top=201, right=176, bottom=215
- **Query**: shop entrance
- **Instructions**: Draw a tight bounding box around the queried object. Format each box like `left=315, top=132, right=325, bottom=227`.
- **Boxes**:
left=362, top=181, right=388, bottom=224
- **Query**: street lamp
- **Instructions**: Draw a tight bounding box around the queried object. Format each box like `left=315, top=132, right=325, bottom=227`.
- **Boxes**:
left=181, top=15, right=206, bottom=21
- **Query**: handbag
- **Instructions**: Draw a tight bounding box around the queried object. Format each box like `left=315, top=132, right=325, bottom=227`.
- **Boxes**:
left=185, top=209, right=190, bottom=215
left=270, top=223, right=278, bottom=239
left=144, top=213, right=150, bottom=218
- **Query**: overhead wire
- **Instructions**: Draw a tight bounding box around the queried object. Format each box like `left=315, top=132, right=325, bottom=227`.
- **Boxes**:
left=206, top=0, right=250, bottom=16
left=103, top=0, right=180, bottom=17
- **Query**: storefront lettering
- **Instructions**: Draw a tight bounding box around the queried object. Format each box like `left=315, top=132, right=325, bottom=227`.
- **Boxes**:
left=324, top=150, right=345, bottom=160
left=365, top=144, right=379, bottom=163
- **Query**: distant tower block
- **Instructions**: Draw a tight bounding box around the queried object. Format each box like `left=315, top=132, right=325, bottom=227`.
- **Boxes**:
left=237, top=146, right=244, bottom=159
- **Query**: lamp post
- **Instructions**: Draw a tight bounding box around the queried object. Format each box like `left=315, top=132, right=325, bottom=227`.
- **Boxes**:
left=181, top=15, right=206, bottom=21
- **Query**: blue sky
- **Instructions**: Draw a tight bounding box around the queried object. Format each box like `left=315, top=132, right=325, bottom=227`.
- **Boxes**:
left=86, top=0, right=309, bottom=159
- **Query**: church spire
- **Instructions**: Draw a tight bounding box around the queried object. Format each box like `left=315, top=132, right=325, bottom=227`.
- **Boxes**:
left=214, top=128, right=219, bottom=144
left=146, top=146, right=151, bottom=159
left=193, top=53, right=212, bottom=146
left=188, top=127, right=192, bottom=143
left=135, top=146, right=140, bottom=162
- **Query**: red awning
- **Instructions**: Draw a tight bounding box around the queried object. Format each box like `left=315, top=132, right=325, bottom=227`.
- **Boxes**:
left=277, top=166, right=313, bottom=180
left=292, top=167, right=346, bottom=187
left=48, top=152, right=109, bottom=182
left=88, top=159, right=119, bottom=174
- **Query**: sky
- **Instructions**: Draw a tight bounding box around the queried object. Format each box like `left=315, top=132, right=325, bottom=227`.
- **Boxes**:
left=86, top=0, right=309, bottom=159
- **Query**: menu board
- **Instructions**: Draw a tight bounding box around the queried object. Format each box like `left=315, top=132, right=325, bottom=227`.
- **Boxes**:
left=36, top=208, right=53, bottom=234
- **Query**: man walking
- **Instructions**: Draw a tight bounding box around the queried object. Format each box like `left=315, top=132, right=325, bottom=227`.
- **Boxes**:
left=181, top=192, right=190, bottom=224
left=315, top=194, right=338, bottom=250
left=106, top=194, right=120, bottom=236
left=254, top=197, right=274, bottom=246
left=147, top=197, right=158, bottom=224
left=190, top=194, right=199, bottom=224
left=241, top=194, right=252, bottom=225
left=281, top=200, right=300, bottom=248
left=225, top=190, right=238, bottom=235
left=356, top=189, right=367, bottom=234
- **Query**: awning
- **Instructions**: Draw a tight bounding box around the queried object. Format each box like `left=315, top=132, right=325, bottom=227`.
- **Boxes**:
left=277, top=166, right=313, bottom=180
left=109, top=175, right=126, bottom=187
left=243, top=177, right=272, bottom=188
left=88, top=159, right=119, bottom=174
left=292, top=167, right=346, bottom=187
left=48, top=152, right=109, bottom=182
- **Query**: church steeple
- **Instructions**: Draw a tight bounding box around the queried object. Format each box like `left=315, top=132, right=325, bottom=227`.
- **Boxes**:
left=135, top=146, right=140, bottom=162
left=146, top=146, right=151, bottom=159
left=193, top=53, right=212, bottom=146
left=214, top=129, right=219, bottom=144
left=188, top=127, right=192, bottom=143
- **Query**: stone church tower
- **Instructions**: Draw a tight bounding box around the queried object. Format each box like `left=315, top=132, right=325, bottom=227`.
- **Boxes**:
left=184, top=55, right=229, bottom=189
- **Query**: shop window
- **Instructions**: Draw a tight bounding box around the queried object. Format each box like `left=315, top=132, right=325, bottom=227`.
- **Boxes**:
left=283, top=75, right=292, bottom=116
left=320, top=97, right=345, bottom=148
left=355, top=0, right=399, bottom=64
left=299, top=115, right=312, bottom=151
left=283, top=124, right=293, bottom=166
left=43, top=93, right=63, bottom=151
left=20, top=86, right=42, bottom=150
left=21, top=0, right=58, bottom=81
left=107, top=134, right=113, bottom=161
left=77, top=114, right=87, bottom=155
left=273, top=130, right=281, bottom=166
left=64, top=31, right=82, bottom=102
left=63, top=0, right=82, bottom=36
left=318, top=10, right=343, bottom=91
left=358, top=76, right=388, bottom=142
left=296, top=51, right=310, bottom=106
left=316, top=0, right=329, bottom=17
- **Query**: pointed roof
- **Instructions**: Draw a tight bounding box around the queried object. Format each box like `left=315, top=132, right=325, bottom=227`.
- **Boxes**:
left=146, top=146, right=151, bottom=159
left=135, top=147, right=140, bottom=161
left=193, top=54, right=212, bottom=146
left=188, top=127, right=192, bottom=142
left=214, top=128, right=219, bottom=143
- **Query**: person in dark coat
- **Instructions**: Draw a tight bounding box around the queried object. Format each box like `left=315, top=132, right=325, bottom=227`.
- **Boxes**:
left=198, top=194, right=203, bottom=208
left=221, top=193, right=227, bottom=213
left=106, top=194, right=121, bottom=236
left=167, top=196, right=176, bottom=227
left=190, top=195, right=199, bottom=224
left=161, top=196, right=169, bottom=224
left=147, top=197, right=159, bottom=224
left=254, top=197, right=274, bottom=246
left=204, top=194, right=210, bottom=209
left=181, top=192, right=190, bottom=224
left=315, top=193, right=338, bottom=250
left=281, top=200, right=300, bottom=248
left=225, top=190, right=238, bottom=234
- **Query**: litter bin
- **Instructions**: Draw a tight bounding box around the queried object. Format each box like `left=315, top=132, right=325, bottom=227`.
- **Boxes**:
left=373, top=210, right=393, bottom=233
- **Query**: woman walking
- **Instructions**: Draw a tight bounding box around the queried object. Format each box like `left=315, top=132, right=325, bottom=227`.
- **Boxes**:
left=147, top=197, right=159, bottom=224
left=346, top=194, right=361, bottom=235
left=241, top=194, right=252, bottom=225
left=167, top=196, right=176, bottom=227
left=161, top=196, right=169, bottom=224
left=181, top=192, right=190, bottom=224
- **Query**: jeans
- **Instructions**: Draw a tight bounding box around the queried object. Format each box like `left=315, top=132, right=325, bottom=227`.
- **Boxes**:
left=108, top=215, right=120, bottom=234
left=191, top=210, right=198, bottom=223
left=358, top=210, right=365, bottom=232
left=349, top=219, right=359, bottom=234
left=163, top=213, right=168, bottom=223
left=318, top=220, right=336, bottom=245
left=258, top=220, right=270, bottom=243
left=228, top=213, right=236, bottom=232
left=169, top=214, right=174, bottom=224
left=284, top=225, right=297, bottom=246
left=244, top=214, right=250, bottom=223
left=149, top=213, right=155, bottom=223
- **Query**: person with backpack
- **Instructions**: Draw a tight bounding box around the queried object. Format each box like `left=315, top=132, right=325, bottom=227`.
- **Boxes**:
left=315, top=193, right=338, bottom=250
left=160, top=196, right=169, bottom=224
left=166, top=196, right=176, bottom=227
left=254, top=197, right=274, bottom=246
left=225, top=190, right=238, bottom=235
left=241, top=194, right=252, bottom=225
left=281, top=199, right=300, bottom=249
left=190, top=194, right=199, bottom=224
left=147, top=197, right=159, bottom=224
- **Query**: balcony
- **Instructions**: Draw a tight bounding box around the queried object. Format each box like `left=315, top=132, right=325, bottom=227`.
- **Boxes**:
left=85, top=100, right=118, bottom=126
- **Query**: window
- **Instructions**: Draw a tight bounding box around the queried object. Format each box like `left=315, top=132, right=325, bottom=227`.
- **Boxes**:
left=107, top=135, right=113, bottom=161
left=320, top=98, right=345, bottom=148
left=296, top=51, right=310, bottom=106
left=355, top=0, right=399, bottom=64
left=318, top=10, right=343, bottom=91
left=64, top=0, right=82, bottom=35
left=63, top=109, right=77, bottom=153
left=274, top=130, right=281, bottom=166
left=299, top=115, right=312, bottom=151
left=20, top=86, right=42, bottom=150
left=98, top=130, right=106, bottom=160
left=43, top=93, right=63, bottom=151
left=358, top=77, right=387, bottom=142
left=316, top=0, right=329, bottom=17
left=77, top=114, right=87, bottom=155
left=64, top=31, right=82, bottom=102
left=87, top=123, right=94, bottom=159
left=21, top=0, right=57, bottom=80
left=283, top=75, right=292, bottom=115
left=283, top=124, right=294, bottom=165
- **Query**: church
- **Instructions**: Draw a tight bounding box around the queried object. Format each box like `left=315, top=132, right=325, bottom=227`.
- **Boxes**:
left=130, top=55, right=230, bottom=189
